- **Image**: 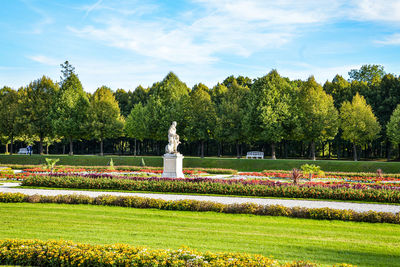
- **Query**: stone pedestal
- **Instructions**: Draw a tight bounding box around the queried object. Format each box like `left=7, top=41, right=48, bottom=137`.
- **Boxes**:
left=162, top=153, right=184, bottom=178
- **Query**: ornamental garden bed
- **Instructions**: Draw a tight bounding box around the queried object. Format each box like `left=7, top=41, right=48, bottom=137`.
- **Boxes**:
left=4, top=167, right=400, bottom=203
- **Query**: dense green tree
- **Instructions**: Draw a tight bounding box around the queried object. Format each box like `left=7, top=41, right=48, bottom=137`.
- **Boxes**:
left=323, top=75, right=353, bottom=108
left=23, top=76, right=58, bottom=154
left=348, top=64, right=385, bottom=84
left=340, top=93, right=381, bottom=161
left=374, top=74, right=400, bottom=128
left=131, top=85, right=149, bottom=106
left=52, top=73, right=91, bottom=155
left=145, top=73, right=189, bottom=150
left=387, top=104, right=400, bottom=157
left=210, top=83, right=228, bottom=106
left=298, top=77, right=339, bottom=160
left=114, top=89, right=132, bottom=118
left=246, top=70, right=294, bottom=159
left=185, top=84, right=216, bottom=158
left=148, top=72, right=189, bottom=101
left=125, top=103, right=148, bottom=155
left=91, top=86, right=125, bottom=156
left=223, top=75, right=252, bottom=89
left=216, top=80, right=249, bottom=158
left=0, top=87, right=23, bottom=154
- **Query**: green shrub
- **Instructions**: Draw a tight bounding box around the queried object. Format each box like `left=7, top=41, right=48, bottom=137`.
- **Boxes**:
left=45, top=158, right=59, bottom=172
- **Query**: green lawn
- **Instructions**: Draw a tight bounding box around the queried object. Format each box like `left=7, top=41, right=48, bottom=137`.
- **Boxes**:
left=1, top=154, right=400, bottom=172
left=0, top=203, right=399, bottom=266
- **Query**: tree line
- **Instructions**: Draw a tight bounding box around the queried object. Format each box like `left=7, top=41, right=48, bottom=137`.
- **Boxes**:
left=1, top=62, right=400, bottom=161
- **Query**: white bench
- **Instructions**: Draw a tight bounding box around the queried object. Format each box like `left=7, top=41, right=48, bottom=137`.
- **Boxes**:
left=246, top=151, right=264, bottom=159
left=17, top=148, right=29, bottom=154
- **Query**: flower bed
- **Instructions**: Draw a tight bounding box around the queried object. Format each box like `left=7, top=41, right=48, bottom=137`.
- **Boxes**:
left=21, top=175, right=400, bottom=203
left=0, top=239, right=286, bottom=267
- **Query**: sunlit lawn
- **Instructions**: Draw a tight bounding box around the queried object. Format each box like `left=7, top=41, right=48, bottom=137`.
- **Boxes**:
left=0, top=203, right=399, bottom=266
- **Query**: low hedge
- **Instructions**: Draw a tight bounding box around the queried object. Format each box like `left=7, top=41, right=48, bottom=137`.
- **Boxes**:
left=0, top=239, right=300, bottom=267
left=0, top=192, right=399, bottom=224
left=1, top=154, right=400, bottom=172
left=22, top=175, right=400, bottom=203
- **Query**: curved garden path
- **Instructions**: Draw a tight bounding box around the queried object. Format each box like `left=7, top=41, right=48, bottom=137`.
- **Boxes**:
left=1, top=183, right=399, bottom=214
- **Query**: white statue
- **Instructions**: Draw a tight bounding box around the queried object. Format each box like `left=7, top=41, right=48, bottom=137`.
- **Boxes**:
left=165, top=121, right=180, bottom=154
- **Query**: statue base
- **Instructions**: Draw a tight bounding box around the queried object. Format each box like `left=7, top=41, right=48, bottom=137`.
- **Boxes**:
left=162, top=153, right=184, bottom=178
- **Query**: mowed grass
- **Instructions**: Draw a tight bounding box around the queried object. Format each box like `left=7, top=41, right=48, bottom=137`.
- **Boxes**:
left=0, top=203, right=399, bottom=266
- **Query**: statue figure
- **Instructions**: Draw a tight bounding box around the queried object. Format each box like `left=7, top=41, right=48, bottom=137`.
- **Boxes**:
left=165, top=121, right=180, bottom=154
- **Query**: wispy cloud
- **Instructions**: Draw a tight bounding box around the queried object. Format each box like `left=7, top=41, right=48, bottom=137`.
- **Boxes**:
left=27, top=55, right=60, bottom=66
left=20, top=0, right=53, bottom=34
left=350, top=0, right=400, bottom=23
left=375, top=33, right=400, bottom=45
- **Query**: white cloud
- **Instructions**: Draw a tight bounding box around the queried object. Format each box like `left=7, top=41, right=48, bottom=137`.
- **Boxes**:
left=350, top=0, right=400, bottom=23
left=27, top=55, right=60, bottom=66
left=375, top=33, right=400, bottom=45
left=21, top=0, right=53, bottom=34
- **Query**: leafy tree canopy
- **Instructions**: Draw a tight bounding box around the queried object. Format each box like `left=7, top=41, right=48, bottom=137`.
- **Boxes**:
left=348, top=64, right=385, bottom=84
left=340, top=93, right=381, bottom=145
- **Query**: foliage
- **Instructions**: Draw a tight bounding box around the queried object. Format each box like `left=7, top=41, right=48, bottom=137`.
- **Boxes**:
left=185, top=84, right=216, bottom=157
left=0, top=239, right=282, bottom=267
left=348, top=64, right=385, bottom=84
left=300, top=164, right=322, bottom=180
left=323, top=75, right=353, bottom=108
left=108, top=158, right=114, bottom=170
left=340, top=93, right=381, bottom=161
left=44, top=158, right=59, bottom=172
left=22, top=175, right=400, bottom=203
left=340, top=93, right=380, bottom=145
left=291, top=168, right=301, bottom=185
left=90, top=86, right=124, bottom=155
left=387, top=104, right=400, bottom=145
left=0, top=87, right=23, bottom=154
left=22, top=76, right=59, bottom=154
left=52, top=73, right=91, bottom=155
left=246, top=70, right=296, bottom=159
left=297, top=77, right=339, bottom=160
left=125, top=103, right=148, bottom=141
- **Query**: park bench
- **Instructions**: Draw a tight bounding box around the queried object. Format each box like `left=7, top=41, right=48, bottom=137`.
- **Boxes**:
left=17, top=148, right=29, bottom=154
left=246, top=151, right=264, bottom=159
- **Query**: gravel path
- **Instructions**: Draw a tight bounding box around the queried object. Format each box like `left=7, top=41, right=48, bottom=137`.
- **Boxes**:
left=1, top=183, right=400, bottom=213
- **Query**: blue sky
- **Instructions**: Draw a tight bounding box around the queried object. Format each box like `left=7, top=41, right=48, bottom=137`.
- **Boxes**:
left=1, top=0, right=400, bottom=92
